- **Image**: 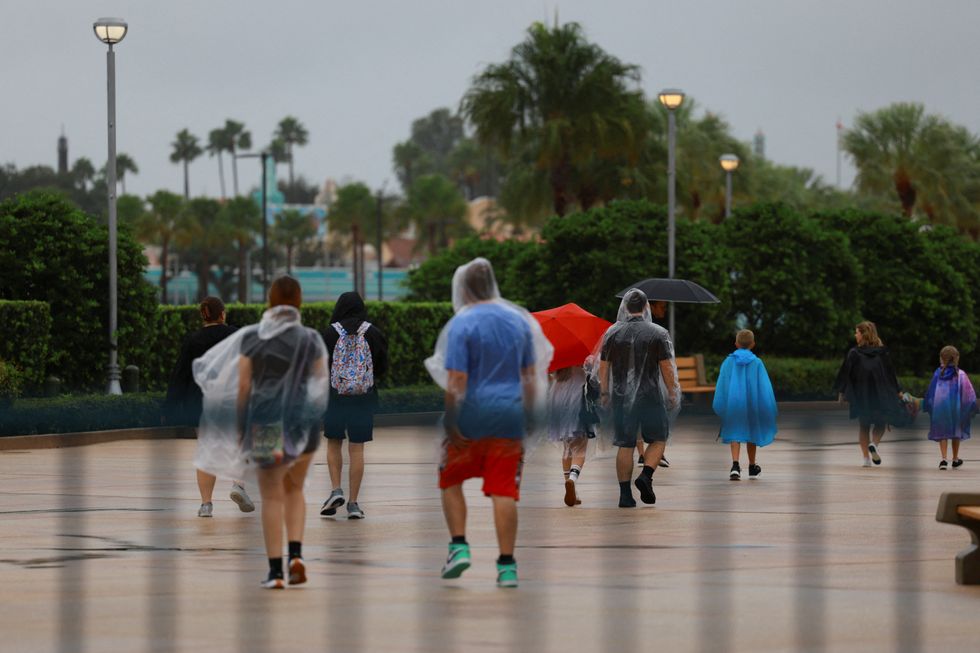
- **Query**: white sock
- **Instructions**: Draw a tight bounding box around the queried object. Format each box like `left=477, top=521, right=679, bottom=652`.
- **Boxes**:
left=569, top=465, right=581, bottom=482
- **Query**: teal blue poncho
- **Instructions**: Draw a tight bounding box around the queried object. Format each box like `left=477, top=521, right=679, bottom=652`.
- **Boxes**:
left=712, top=349, right=778, bottom=446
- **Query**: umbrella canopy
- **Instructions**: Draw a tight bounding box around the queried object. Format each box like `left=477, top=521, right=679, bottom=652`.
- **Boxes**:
left=531, top=303, right=612, bottom=373
left=615, top=278, right=720, bottom=304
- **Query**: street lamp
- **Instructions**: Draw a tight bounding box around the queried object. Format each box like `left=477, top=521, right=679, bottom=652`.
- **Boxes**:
left=719, top=154, right=740, bottom=219
left=93, top=17, right=128, bottom=395
left=376, top=180, right=388, bottom=301
left=236, top=151, right=271, bottom=298
left=658, top=88, right=685, bottom=341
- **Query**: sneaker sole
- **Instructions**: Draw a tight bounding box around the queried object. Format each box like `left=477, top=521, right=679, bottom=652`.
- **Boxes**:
left=319, top=497, right=345, bottom=517
left=261, top=579, right=285, bottom=590
left=288, top=560, right=307, bottom=586
left=869, top=448, right=881, bottom=465
left=730, top=474, right=741, bottom=481
left=347, top=513, right=365, bottom=520
left=441, top=560, right=471, bottom=579
left=563, top=480, right=577, bottom=507
left=230, top=492, right=255, bottom=513
left=497, top=579, right=518, bottom=588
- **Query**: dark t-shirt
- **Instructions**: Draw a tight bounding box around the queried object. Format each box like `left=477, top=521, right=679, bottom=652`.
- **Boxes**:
left=600, top=317, right=673, bottom=405
left=164, top=323, right=238, bottom=425
left=241, top=326, right=320, bottom=426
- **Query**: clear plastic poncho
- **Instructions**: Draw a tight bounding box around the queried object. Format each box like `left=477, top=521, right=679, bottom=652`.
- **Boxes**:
left=587, top=289, right=681, bottom=422
left=425, top=258, right=553, bottom=440
left=192, top=305, right=329, bottom=480
left=547, top=366, right=590, bottom=442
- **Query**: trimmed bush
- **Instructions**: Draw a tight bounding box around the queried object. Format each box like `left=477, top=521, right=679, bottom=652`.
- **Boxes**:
left=0, top=299, right=50, bottom=385
left=0, top=359, right=25, bottom=402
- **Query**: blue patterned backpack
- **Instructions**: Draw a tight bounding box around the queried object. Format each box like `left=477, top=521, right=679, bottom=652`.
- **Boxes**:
left=330, top=322, right=374, bottom=395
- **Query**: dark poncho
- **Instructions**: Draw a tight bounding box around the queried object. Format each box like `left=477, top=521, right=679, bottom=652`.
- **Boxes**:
left=164, top=323, right=237, bottom=426
left=833, top=346, right=902, bottom=422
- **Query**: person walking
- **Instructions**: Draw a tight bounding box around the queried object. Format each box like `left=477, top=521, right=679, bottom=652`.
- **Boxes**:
left=596, top=289, right=679, bottom=508
left=547, top=365, right=598, bottom=506
left=319, top=292, right=388, bottom=520
left=164, top=296, right=254, bottom=517
left=923, top=346, right=976, bottom=470
left=425, top=258, right=552, bottom=588
left=712, top=329, right=778, bottom=480
left=194, top=276, right=329, bottom=588
left=833, top=321, right=904, bottom=467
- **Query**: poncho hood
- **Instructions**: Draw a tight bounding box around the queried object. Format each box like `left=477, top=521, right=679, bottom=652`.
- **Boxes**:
left=731, top=348, right=758, bottom=365
left=331, top=292, right=368, bottom=331
left=857, top=346, right=888, bottom=358
left=257, top=305, right=301, bottom=340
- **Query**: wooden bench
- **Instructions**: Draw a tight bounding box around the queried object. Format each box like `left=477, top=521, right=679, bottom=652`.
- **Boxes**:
left=676, top=354, right=715, bottom=408
left=936, top=492, right=980, bottom=584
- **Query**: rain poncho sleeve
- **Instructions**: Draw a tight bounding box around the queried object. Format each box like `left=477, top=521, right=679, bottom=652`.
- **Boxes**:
left=424, top=258, right=553, bottom=439
left=712, top=350, right=778, bottom=446
left=192, top=306, right=329, bottom=480
left=923, top=368, right=977, bottom=441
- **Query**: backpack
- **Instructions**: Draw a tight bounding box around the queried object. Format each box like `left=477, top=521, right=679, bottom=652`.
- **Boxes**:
left=330, top=322, right=374, bottom=395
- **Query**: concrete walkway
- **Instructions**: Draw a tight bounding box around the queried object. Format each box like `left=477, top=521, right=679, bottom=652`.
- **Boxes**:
left=1, top=412, right=978, bottom=652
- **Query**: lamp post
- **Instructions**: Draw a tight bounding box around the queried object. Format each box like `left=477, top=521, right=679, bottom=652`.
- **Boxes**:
left=719, top=154, right=740, bottom=219
left=236, top=151, right=271, bottom=297
left=658, top=88, right=685, bottom=341
left=93, top=17, right=128, bottom=395
left=376, top=180, right=388, bottom=301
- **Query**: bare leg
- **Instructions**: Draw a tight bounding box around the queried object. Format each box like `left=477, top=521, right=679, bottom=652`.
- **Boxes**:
left=561, top=441, right=572, bottom=475
left=491, top=495, right=518, bottom=557
left=257, top=465, right=288, bottom=559
left=616, top=446, right=634, bottom=482
left=569, top=436, right=587, bottom=470
left=642, top=441, right=666, bottom=469
left=326, top=438, right=343, bottom=490
left=858, top=424, right=871, bottom=458
left=872, top=425, right=885, bottom=446
left=747, top=444, right=757, bottom=465
left=635, top=440, right=644, bottom=459
left=952, top=439, right=960, bottom=459
left=196, top=469, right=216, bottom=503
left=348, top=443, right=365, bottom=502
left=284, top=454, right=313, bottom=543
left=730, top=442, right=741, bottom=463
left=940, top=439, right=948, bottom=460
left=441, top=484, right=467, bottom=538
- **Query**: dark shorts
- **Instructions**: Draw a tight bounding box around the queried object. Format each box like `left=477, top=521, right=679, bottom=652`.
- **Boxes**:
left=438, top=437, right=524, bottom=500
left=324, top=403, right=374, bottom=444
left=612, top=400, right=669, bottom=448
left=857, top=412, right=888, bottom=430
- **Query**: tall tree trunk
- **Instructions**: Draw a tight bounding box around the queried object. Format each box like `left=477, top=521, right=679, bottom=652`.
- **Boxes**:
left=183, top=161, right=190, bottom=201
left=288, top=144, right=295, bottom=187
left=237, top=242, right=248, bottom=302
left=198, top=252, right=209, bottom=301
left=160, top=238, right=170, bottom=304
left=231, top=146, right=239, bottom=196
left=217, top=153, right=226, bottom=200
left=286, top=244, right=294, bottom=275
left=120, top=175, right=126, bottom=196
left=894, top=169, right=916, bottom=217
left=351, top=224, right=361, bottom=294
left=428, top=222, right=437, bottom=255
left=549, top=157, right=572, bottom=217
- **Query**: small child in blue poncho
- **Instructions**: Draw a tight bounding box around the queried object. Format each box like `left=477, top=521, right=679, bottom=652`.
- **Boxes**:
left=713, top=330, right=778, bottom=480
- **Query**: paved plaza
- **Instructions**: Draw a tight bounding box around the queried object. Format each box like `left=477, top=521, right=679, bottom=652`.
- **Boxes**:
left=1, top=409, right=978, bottom=652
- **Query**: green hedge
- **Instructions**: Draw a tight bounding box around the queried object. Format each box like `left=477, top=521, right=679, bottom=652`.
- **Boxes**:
left=141, top=302, right=454, bottom=392
left=0, top=359, right=25, bottom=401
left=0, top=299, right=51, bottom=385
left=0, top=385, right=446, bottom=436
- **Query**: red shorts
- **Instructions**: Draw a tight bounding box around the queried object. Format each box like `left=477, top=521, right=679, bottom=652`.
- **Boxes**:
left=438, top=437, right=524, bottom=500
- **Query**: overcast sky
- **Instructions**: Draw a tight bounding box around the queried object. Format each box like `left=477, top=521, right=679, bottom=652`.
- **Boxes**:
left=3, top=1, right=978, bottom=200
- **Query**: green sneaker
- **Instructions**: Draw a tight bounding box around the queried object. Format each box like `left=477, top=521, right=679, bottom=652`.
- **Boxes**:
left=496, top=561, right=518, bottom=588
left=440, top=543, right=471, bottom=579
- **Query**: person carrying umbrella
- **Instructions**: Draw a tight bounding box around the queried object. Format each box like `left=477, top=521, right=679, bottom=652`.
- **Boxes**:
left=594, top=289, right=680, bottom=507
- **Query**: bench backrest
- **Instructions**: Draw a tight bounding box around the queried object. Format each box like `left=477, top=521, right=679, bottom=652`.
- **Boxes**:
left=676, top=354, right=709, bottom=388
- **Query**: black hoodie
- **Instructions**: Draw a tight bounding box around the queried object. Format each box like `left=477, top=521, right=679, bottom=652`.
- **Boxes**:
left=321, top=292, right=389, bottom=406
left=833, top=345, right=902, bottom=420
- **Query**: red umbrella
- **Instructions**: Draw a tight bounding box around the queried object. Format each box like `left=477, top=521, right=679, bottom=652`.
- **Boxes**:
left=532, top=303, right=612, bottom=373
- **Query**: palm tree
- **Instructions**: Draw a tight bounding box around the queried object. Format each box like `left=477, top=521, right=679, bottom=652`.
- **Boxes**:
left=221, top=196, right=261, bottom=301
left=392, top=140, right=430, bottom=193
left=177, top=197, right=228, bottom=299
left=406, top=174, right=469, bottom=254
left=268, top=137, right=290, bottom=177
left=223, top=120, right=252, bottom=196
left=207, top=128, right=231, bottom=200
left=170, top=129, right=203, bottom=201
left=114, top=153, right=138, bottom=195
left=461, top=21, right=647, bottom=216
left=272, top=209, right=317, bottom=275
left=136, top=190, right=184, bottom=303
left=843, top=102, right=964, bottom=219
left=71, top=157, right=96, bottom=191
left=274, top=116, right=309, bottom=186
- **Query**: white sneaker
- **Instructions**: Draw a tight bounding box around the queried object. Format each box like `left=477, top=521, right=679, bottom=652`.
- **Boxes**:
left=862, top=458, right=873, bottom=468
left=230, top=484, right=255, bottom=513
left=197, top=502, right=213, bottom=518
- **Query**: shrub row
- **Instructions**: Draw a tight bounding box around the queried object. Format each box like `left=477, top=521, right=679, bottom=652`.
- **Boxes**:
left=0, top=299, right=51, bottom=386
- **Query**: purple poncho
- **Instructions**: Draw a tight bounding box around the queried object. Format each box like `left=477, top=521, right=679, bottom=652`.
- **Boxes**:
left=923, top=367, right=977, bottom=441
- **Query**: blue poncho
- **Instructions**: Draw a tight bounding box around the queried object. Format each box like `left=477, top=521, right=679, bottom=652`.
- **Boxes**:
left=712, top=349, right=778, bottom=446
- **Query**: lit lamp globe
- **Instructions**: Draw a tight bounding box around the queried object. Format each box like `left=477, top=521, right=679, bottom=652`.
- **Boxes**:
left=93, top=18, right=128, bottom=45
left=719, top=154, right=740, bottom=172
left=657, top=88, right=685, bottom=111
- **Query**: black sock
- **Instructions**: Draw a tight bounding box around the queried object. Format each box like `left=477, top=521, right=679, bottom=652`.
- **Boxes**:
left=288, top=541, right=302, bottom=560
left=642, top=465, right=655, bottom=479
left=497, top=554, right=515, bottom=565
left=451, top=535, right=467, bottom=545
left=619, top=481, right=632, bottom=496
left=268, top=557, right=284, bottom=579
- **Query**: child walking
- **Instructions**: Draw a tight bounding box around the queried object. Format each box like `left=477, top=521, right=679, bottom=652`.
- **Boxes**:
left=712, top=330, right=777, bottom=480
left=923, top=346, right=977, bottom=470
left=547, top=365, right=599, bottom=506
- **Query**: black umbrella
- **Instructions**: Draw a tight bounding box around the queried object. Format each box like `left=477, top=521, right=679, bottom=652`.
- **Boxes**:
left=615, top=278, right=720, bottom=303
